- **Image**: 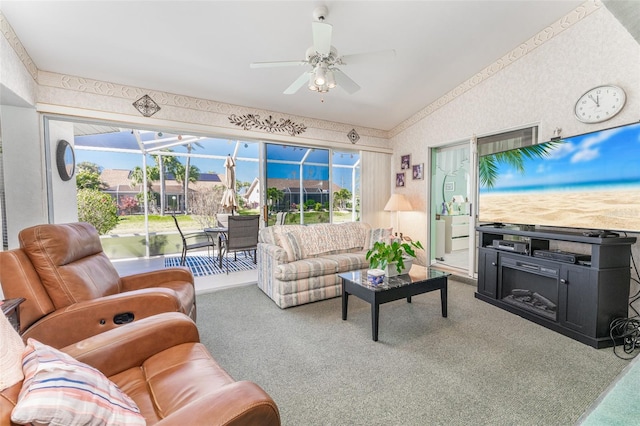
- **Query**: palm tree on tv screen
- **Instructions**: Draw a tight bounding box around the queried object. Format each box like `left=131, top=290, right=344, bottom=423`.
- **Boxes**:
left=479, top=141, right=563, bottom=189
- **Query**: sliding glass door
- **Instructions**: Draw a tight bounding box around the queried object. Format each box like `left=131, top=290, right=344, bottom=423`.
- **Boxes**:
left=264, top=144, right=360, bottom=225
left=265, top=144, right=329, bottom=225
left=430, top=142, right=472, bottom=272
left=428, top=127, right=537, bottom=275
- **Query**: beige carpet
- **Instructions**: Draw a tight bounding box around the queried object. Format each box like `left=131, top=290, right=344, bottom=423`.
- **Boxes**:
left=195, top=279, right=628, bottom=426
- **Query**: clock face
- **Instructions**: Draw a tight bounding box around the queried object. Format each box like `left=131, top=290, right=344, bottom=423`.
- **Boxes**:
left=574, top=85, right=626, bottom=123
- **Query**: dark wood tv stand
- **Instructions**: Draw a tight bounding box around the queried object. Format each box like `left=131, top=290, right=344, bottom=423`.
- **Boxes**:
left=475, top=225, right=636, bottom=348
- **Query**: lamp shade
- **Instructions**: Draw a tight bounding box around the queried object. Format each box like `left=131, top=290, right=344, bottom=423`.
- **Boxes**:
left=384, top=194, right=412, bottom=211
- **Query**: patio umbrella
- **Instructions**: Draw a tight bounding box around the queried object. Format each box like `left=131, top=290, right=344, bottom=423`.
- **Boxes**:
left=221, top=155, right=237, bottom=212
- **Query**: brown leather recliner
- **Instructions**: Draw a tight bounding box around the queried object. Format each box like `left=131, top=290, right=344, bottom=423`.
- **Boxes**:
left=0, top=312, right=281, bottom=425
left=0, top=222, right=196, bottom=348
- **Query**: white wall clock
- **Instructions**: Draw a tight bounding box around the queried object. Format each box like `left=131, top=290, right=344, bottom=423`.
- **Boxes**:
left=574, top=85, right=626, bottom=123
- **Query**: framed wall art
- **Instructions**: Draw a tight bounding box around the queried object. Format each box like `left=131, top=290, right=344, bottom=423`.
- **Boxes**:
left=400, top=154, right=410, bottom=170
left=412, top=163, right=424, bottom=180
left=396, top=172, right=406, bottom=187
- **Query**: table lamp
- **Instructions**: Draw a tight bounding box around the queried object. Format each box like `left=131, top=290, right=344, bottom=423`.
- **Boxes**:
left=384, top=194, right=412, bottom=235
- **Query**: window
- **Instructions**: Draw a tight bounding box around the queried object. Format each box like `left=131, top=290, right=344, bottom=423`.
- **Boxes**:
left=45, top=118, right=363, bottom=260
left=264, top=144, right=360, bottom=225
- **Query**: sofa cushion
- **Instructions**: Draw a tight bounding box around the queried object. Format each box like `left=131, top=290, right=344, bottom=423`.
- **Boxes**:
left=12, top=338, right=145, bottom=426
left=265, top=224, right=307, bottom=246
left=258, top=226, right=279, bottom=245
left=335, top=222, right=370, bottom=251
left=294, top=223, right=367, bottom=258
left=111, top=342, right=233, bottom=423
left=278, top=274, right=342, bottom=299
left=366, top=227, right=393, bottom=249
left=275, top=257, right=340, bottom=281
left=322, top=251, right=369, bottom=273
left=0, top=314, right=24, bottom=389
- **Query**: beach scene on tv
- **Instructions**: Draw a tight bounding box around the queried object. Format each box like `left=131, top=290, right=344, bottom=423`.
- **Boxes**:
left=478, top=122, right=640, bottom=233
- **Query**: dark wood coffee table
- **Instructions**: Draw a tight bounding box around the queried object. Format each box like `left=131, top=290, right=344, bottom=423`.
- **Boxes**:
left=340, top=266, right=449, bottom=341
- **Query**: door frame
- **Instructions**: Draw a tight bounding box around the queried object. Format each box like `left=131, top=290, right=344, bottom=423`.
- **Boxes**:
left=428, top=138, right=477, bottom=279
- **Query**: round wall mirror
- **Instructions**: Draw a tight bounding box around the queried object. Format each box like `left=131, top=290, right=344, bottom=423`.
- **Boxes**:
left=56, top=139, right=75, bottom=181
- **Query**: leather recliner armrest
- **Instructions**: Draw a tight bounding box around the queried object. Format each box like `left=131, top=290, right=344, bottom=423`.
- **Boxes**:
left=155, top=381, right=281, bottom=426
left=120, top=267, right=194, bottom=291
left=62, top=312, right=200, bottom=377
left=21, top=288, right=183, bottom=348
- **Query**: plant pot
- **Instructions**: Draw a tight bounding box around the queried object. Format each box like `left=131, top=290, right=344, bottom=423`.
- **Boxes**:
left=385, top=258, right=413, bottom=277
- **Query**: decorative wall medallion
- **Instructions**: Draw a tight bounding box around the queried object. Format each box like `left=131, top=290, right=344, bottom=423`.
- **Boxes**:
left=347, top=129, right=360, bottom=144
left=228, top=114, right=306, bottom=136
left=133, top=94, right=161, bottom=117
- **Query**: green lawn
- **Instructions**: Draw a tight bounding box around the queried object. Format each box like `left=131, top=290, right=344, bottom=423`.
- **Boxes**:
left=101, top=210, right=358, bottom=259
left=109, top=210, right=356, bottom=234
left=108, top=215, right=203, bottom=234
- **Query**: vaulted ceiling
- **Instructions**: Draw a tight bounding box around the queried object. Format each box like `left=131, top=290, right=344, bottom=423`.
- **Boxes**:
left=1, top=1, right=603, bottom=131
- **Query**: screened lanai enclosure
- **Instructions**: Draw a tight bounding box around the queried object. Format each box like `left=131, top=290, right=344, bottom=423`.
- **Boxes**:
left=46, top=117, right=360, bottom=260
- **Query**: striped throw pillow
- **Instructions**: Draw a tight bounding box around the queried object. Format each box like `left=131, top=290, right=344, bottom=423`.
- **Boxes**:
left=11, top=338, right=145, bottom=426
left=280, top=232, right=305, bottom=261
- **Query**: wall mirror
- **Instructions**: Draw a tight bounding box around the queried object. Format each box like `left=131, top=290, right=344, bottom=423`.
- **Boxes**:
left=56, top=139, right=75, bottom=181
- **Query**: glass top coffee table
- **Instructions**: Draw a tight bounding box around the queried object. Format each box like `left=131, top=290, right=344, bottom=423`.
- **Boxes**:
left=339, top=266, right=450, bottom=341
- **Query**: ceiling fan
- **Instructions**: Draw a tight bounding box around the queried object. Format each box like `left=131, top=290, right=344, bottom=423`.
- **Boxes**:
left=250, top=6, right=395, bottom=95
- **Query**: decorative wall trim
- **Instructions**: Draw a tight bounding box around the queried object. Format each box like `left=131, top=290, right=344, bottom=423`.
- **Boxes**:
left=0, top=11, right=38, bottom=81
left=228, top=114, right=306, bottom=136
left=389, top=1, right=602, bottom=138
left=36, top=71, right=387, bottom=140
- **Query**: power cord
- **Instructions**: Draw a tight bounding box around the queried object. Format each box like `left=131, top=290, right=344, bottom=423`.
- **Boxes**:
left=629, top=245, right=640, bottom=317
left=610, top=318, right=640, bottom=360
left=608, top=233, right=639, bottom=359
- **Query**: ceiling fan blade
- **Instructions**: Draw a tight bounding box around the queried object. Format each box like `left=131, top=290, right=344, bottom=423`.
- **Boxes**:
left=284, top=71, right=311, bottom=95
left=339, top=49, right=396, bottom=65
left=250, top=60, right=308, bottom=68
left=312, top=22, right=332, bottom=55
left=333, top=69, right=360, bottom=94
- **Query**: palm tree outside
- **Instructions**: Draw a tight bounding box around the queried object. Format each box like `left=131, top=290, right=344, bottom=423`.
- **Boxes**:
left=129, top=164, right=160, bottom=212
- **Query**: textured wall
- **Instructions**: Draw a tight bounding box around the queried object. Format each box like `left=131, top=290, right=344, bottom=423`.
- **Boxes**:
left=390, top=3, right=640, bottom=260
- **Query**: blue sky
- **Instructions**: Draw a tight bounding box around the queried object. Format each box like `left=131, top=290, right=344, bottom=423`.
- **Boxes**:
left=483, top=122, right=640, bottom=192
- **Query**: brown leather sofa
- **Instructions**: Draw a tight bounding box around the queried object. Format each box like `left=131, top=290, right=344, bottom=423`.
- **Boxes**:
left=0, top=312, right=281, bottom=425
left=0, top=222, right=196, bottom=348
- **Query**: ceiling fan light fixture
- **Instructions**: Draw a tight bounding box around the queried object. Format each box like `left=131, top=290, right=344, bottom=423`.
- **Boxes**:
left=314, top=63, right=327, bottom=86
left=326, top=69, right=336, bottom=89
left=308, top=75, right=319, bottom=91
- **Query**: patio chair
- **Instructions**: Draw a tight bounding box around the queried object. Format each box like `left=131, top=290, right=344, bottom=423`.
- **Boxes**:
left=172, top=214, right=217, bottom=266
left=276, top=211, right=288, bottom=225
left=218, top=215, right=260, bottom=274
left=216, top=211, right=236, bottom=228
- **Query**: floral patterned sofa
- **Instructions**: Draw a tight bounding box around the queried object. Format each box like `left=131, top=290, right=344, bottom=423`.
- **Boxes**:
left=257, top=222, right=391, bottom=308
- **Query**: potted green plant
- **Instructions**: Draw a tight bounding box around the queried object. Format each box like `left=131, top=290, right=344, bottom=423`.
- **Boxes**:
left=366, top=239, right=424, bottom=277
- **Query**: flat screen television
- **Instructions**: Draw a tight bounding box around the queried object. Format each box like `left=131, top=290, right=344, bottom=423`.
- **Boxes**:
left=478, top=121, right=640, bottom=234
